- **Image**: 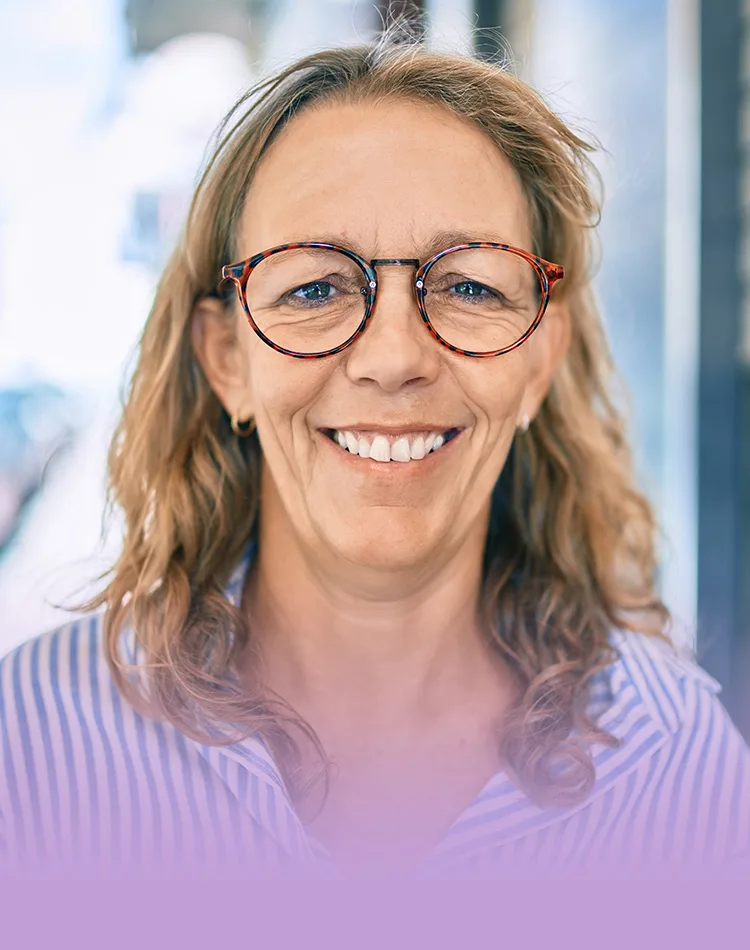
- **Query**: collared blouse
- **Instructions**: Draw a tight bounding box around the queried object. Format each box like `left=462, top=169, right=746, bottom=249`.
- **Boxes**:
left=1, top=549, right=749, bottom=875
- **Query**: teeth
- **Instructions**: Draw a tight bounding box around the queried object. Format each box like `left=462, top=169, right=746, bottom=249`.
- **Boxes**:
left=390, top=437, right=411, bottom=462
left=331, top=429, right=454, bottom=461
left=370, top=435, right=391, bottom=462
left=409, top=436, right=426, bottom=460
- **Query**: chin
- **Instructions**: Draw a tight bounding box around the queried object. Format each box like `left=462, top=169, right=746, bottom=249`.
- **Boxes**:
left=320, top=510, right=438, bottom=573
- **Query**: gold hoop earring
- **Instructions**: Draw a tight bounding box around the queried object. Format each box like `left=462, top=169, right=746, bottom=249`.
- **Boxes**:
left=230, top=414, right=256, bottom=437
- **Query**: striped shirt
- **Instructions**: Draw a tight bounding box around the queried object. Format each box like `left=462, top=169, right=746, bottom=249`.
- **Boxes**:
left=1, top=550, right=749, bottom=875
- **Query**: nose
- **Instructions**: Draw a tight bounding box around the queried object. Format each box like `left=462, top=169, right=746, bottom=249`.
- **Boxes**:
left=343, top=265, right=441, bottom=393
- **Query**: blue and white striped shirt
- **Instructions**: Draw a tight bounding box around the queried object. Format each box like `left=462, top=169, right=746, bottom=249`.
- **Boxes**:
left=1, top=551, right=749, bottom=874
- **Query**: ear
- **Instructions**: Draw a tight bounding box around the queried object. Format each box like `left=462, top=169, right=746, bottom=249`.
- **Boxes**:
left=517, top=298, right=571, bottom=425
left=191, top=295, right=254, bottom=419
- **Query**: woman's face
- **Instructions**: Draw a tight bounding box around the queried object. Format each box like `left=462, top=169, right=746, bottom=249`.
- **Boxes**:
left=196, top=98, right=568, bottom=575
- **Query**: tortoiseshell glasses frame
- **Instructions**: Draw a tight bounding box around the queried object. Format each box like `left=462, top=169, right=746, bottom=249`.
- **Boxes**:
left=219, top=241, right=565, bottom=360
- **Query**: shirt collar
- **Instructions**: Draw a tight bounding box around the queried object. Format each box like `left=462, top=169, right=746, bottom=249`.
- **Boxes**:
left=224, top=539, right=256, bottom=609
left=194, top=540, right=316, bottom=861
left=204, top=546, right=706, bottom=866
left=431, top=631, right=720, bottom=865
left=221, top=541, right=696, bottom=744
left=605, top=627, right=720, bottom=736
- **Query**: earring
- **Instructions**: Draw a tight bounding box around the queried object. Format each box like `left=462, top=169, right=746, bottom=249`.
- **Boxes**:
left=518, top=413, right=530, bottom=433
left=230, top=413, right=256, bottom=437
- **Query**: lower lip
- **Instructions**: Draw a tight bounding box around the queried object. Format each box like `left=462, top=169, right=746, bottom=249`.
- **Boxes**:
left=317, top=428, right=466, bottom=470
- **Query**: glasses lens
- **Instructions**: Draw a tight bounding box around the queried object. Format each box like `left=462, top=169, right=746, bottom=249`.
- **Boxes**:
left=244, top=248, right=368, bottom=353
left=423, top=248, right=543, bottom=353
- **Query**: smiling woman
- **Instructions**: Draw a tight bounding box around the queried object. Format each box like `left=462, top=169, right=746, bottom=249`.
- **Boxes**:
left=0, top=31, right=748, bottom=875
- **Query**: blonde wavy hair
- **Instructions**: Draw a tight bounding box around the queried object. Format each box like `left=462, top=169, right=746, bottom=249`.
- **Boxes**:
left=88, top=35, right=668, bottom=809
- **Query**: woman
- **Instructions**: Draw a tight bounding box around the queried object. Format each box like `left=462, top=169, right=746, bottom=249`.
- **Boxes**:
left=1, top=35, right=748, bottom=875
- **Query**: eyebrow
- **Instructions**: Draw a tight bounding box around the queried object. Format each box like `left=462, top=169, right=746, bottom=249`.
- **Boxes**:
left=291, top=229, right=521, bottom=261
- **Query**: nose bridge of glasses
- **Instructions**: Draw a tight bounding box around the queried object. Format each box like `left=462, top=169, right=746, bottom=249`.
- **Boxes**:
left=370, top=258, right=421, bottom=269
left=368, top=259, right=423, bottom=299
left=367, top=259, right=425, bottom=311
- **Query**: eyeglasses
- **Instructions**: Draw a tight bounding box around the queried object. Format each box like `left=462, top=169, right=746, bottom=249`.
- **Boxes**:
left=220, top=241, right=564, bottom=360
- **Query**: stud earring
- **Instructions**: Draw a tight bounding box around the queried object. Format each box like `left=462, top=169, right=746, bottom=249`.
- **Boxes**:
left=230, top=414, right=256, bottom=437
left=518, top=413, right=530, bottom=433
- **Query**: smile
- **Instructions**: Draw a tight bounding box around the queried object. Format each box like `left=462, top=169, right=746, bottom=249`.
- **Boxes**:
left=321, top=427, right=464, bottom=463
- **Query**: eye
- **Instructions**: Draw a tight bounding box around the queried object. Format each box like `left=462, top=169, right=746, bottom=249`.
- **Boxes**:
left=292, top=280, right=336, bottom=301
left=451, top=280, right=491, bottom=297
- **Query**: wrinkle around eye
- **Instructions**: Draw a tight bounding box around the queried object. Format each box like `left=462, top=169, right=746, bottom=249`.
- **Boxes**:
left=283, top=272, right=364, bottom=302
left=430, top=281, right=508, bottom=307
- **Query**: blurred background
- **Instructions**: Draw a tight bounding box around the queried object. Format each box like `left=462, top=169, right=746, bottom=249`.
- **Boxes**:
left=0, top=0, right=747, bottom=736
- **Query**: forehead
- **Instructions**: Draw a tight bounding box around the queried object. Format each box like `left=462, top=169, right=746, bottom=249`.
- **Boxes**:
left=239, top=98, right=533, bottom=257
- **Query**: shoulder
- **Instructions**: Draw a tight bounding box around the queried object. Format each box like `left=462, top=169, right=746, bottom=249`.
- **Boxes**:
left=606, top=628, right=725, bottom=733
left=0, top=616, right=114, bottom=850
left=0, top=614, right=113, bottom=737
left=605, top=629, right=750, bottom=759
left=0, top=612, right=108, bottom=678
left=602, top=630, right=750, bottom=863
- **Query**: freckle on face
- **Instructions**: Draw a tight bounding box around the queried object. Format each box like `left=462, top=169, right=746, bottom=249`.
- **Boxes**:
left=240, top=98, right=538, bottom=572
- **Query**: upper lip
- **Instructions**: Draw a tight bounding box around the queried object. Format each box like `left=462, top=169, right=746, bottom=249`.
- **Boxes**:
left=321, top=424, right=464, bottom=435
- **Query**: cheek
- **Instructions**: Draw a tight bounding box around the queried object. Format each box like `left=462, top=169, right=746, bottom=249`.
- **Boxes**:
left=461, top=352, right=531, bottom=427
left=248, top=347, right=331, bottom=432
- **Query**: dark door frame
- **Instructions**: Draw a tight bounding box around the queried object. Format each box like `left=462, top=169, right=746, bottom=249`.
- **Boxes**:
left=697, top=0, right=750, bottom=737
